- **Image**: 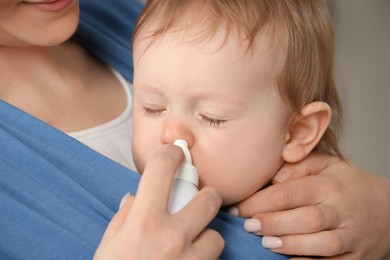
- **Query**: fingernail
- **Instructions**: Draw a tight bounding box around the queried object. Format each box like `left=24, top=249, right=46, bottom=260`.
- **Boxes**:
left=273, top=167, right=292, bottom=182
left=244, top=218, right=262, bottom=232
left=227, top=206, right=239, bottom=216
left=262, top=236, right=282, bottom=249
left=119, top=192, right=131, bottom=210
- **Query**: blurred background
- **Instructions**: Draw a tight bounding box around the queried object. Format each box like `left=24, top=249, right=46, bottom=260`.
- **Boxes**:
left=328, top=0, right=390, bottom=178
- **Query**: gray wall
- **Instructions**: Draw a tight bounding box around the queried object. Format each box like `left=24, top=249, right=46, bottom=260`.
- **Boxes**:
left=328, top=0, right=390, bottom=178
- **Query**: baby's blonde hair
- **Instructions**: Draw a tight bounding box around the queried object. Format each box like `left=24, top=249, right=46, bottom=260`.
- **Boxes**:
left=134, top=0, right=343, bottom=157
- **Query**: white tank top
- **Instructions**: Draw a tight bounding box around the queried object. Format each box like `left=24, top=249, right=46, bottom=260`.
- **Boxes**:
left=68, top=69, right=136, bottom=171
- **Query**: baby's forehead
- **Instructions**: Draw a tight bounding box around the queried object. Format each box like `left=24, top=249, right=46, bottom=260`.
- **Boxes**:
left=134, top=24, right=282, bottom=96
left=135, top=20, right=284, bottom=61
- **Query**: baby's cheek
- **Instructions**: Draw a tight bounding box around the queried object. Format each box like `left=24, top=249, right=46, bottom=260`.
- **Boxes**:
left=199, top=165, right=273, bottom=206
left=132, top=154, right=145, bottom=174
left=132, top=142, right=147, bottom=174
left=196, top=170, right=240, bottom=205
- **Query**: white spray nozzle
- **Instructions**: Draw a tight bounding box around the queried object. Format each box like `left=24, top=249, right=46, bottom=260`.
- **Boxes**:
left=173, top=139, right=198, bottom=187
left=173, top=139, right=192, bottom=164
left=169, top=139, right=199, bottom=214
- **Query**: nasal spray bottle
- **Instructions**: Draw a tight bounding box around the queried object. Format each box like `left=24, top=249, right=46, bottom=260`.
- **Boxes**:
left=168, top=139, right=199, bottom=214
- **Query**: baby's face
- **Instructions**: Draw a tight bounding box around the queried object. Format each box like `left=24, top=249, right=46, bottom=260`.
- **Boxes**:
left=132, top=27, right=289, bottom=205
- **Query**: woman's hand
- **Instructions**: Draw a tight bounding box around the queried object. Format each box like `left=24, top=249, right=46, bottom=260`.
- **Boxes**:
left=94, top=144, right=224, bottom=260
left=232, top=154, right=390, bottom=259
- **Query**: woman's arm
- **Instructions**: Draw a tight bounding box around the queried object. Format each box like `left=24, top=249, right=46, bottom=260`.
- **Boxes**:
left=94, top=144, right=224, bottom=259
left=233, top=154, right=390, bottom=259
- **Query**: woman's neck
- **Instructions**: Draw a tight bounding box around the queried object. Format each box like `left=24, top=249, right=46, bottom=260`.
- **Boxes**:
left=0, top=44, right=74, bottom=97
left=0, top=42, right=127, bottom=133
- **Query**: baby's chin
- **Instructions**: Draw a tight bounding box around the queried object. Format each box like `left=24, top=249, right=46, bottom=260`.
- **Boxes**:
left=221, top=196, right=245, bottom=207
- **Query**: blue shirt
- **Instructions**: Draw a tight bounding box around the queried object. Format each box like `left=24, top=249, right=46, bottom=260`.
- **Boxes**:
left=0, top=1, right=289, bottom=259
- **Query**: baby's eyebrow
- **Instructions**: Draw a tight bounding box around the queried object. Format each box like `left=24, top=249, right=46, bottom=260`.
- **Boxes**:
left=194, top=89, right=247, bottom=107
left=133, top=81, right=164, bottom=94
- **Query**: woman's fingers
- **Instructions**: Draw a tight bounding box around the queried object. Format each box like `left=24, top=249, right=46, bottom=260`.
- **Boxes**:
left=133, top=144, right=184, bottom=212
left=99, top=193, right=135, bottom=244
left=193, top=228, right=225, bottom=260
left=227, top=151, right=390, bottom=259
left=247, top=204, right=339, bottom=236
left=234, top=173, right=339, bottom=218
left=176, top=187, right=222, bottom=239
left=291, top=253, right=356, bottom=260
left=177, top=187, right=224, bottom=258
left=272, top=153, right=340, bottom=183
left=95, top=144, right=225, bottom=259
left=232, top=154, right=343, bottom=219
left=266, top=229, right=355, bottom=257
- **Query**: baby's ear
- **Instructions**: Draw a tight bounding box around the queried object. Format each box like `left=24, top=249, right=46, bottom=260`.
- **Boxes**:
left=282, top=102, right=332, bottom=163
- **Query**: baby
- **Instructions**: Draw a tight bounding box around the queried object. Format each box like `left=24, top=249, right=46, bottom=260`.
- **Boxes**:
left=131, top=0, right=342, bottom=206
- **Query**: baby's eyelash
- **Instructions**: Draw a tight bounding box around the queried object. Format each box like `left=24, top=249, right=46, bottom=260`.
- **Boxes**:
left=199, top=115, right=226, bottom=128
left=142, top=107, right=165, bottom=116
